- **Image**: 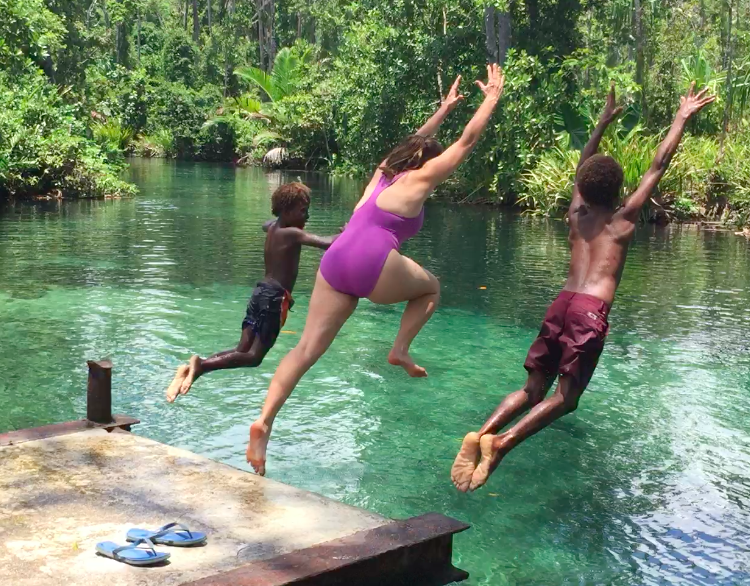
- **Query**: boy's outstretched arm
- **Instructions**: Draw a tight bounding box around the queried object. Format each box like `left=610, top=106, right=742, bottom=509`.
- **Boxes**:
left=567, top=83, right=623, bottom=217
left=578, top=83, right=623, bottom=172
left=620, top=82, right=715, bottom=222
left=280, top=227, right=340, bottom=250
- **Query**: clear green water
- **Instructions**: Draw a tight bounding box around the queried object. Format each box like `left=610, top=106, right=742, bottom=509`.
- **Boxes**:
left=2, top=159, right=750, bottom=585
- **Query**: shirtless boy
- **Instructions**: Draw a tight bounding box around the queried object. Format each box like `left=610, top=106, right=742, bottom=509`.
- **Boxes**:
left=451, top=82, right=715, bottom=492
left=166, top=182, right=340, bottom=402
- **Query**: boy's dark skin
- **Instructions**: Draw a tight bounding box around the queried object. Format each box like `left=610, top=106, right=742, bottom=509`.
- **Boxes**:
left=166, top=199, right=339, bottom=402
left=451, top=82, right=715, bottom=492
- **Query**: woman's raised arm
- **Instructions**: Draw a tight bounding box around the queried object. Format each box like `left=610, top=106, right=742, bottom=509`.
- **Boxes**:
left=359, top=74, right=466, bottom=205
left=411, top=64, right=504, bottom=192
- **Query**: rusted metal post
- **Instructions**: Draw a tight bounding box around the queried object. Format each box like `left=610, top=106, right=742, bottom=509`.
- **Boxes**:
left=87, top=360, right=114, bottom=424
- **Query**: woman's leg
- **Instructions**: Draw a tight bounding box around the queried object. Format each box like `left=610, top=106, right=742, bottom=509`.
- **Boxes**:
left=368, top=250, right=440, bottom=377
left=247, top=271, right=358, bottom=475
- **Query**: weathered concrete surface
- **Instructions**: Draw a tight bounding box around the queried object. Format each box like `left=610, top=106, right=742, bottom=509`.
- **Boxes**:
left=0, top=429, right=388, bottom=586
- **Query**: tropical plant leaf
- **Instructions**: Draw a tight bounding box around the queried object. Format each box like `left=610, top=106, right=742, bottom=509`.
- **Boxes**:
left=236, top=66, right=278, bottom=101
left=271, top=47, right=303, bottom=99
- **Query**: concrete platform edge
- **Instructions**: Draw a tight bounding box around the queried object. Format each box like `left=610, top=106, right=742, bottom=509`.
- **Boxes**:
left=182, top=512, right=471, bottom=586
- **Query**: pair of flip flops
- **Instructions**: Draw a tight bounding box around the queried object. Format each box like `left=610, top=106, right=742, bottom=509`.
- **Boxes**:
left=96, top=522, right=207, bottom=566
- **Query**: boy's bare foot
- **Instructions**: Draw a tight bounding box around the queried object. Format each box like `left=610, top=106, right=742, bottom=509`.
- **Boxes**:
left=247, top=420, right=271, bottom=476
left=451, top=432, right=481, bottom=492
left=469, top=432, right=511, bottom=492
left=166, top=365, right=189, bottom=403
left=387, top=349, right=427, bottom=378
left=179, top=355, right=202, bottom=396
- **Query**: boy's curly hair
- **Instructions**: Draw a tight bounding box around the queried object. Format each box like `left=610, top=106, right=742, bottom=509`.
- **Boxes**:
left=271, top=182, right=311, bottom=216
left=576, top=154, right=624, bottom=207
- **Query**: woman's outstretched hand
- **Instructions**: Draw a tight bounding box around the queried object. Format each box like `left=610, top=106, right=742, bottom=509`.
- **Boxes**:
left=475, top=63, right=505, bottom=102
left=442, top=75, right=465, bottom=111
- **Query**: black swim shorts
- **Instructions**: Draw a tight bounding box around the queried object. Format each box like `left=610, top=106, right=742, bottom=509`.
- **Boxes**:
left=241, top=279, right=294, bottom=348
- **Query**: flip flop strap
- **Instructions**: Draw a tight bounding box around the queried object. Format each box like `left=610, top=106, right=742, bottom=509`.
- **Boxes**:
left=155, top=522, right=193, bottom=539
left=112, top=538, right=158, bottom=560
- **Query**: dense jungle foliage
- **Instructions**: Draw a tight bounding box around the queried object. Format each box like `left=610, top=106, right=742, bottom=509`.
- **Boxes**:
left=1, top=0, right=749, bottom=224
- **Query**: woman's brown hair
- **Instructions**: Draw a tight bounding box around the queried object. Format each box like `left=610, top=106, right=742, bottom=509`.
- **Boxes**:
left=379, top=134, right=444, bottom=180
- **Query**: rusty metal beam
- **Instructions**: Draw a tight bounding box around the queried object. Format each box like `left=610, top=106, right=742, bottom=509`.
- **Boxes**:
left=182, top=513, right=470, bottom=586
left=0, top=415, right=140, bottom=447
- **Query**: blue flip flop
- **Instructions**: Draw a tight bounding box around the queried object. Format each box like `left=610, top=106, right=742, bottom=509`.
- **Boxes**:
left=96, top=537, right=170, bottom=566
left=126, top=522, right=207, bottom=547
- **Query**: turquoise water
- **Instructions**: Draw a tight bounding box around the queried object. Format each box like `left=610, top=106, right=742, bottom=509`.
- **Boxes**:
left=2, top=159, right=750, bottom=585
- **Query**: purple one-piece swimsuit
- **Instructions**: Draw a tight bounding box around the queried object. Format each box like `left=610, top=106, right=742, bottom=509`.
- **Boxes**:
left=320, top=173, right=424, bottom=298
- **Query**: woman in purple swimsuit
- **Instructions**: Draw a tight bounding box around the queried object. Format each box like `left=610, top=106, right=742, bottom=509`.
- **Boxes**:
left=247, top=65, right=506, bottom=474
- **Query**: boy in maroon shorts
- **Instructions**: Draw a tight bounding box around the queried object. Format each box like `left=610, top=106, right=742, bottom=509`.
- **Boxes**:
left=451, top=82, right=715, bottom=492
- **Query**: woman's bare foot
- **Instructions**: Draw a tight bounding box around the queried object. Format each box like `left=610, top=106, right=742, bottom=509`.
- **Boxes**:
left=246, top=420, right=271, bottom=476
left=469, top=432, right=511, bottom=492
left=451, top=432, right=481, bottom=492
left=166, top=365, right=190, bottom=403
left=179, top=355, right=203, bottom=396
left=387, top=349, right=427, bottom=377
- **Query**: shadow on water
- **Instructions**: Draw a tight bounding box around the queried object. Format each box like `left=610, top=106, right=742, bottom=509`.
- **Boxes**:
left=1, top=159, right=749, bottom=585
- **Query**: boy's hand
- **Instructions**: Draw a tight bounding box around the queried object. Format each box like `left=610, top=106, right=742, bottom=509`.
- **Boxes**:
left=475, top=64, right=505, bottom=102
left=599, top=83, right=623, bottom=125
left=678, top=82, right=716, bottom=120
left=442, top=76, right=465, bottom=111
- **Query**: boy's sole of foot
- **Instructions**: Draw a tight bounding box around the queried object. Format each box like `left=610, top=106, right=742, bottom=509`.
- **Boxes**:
left=178, top=355, right=202, bottom=396
left=451, top=432, right=481, bottom=492
left=470, top=433, right=504, bottom=492
left=166, top=365, right=189, bottom=403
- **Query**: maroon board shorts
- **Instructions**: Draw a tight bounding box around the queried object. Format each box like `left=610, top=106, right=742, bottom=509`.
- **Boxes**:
left=524, top=290, right=611, bottom=389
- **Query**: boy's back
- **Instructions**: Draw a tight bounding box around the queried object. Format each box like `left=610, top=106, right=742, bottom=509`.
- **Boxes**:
left=262, top=191, right=338, bottom=293
left=264, top=222, right=305, bottom=294
left=566, top=82, right=715, bottom=307
left=566, top=194, right=633, bottom=305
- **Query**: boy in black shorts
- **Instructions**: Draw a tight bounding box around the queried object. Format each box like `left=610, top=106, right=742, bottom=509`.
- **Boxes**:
left=167, top=182, right=340, bottom=402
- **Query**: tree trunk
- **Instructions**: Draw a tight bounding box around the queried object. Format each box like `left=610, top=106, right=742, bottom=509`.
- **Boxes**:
left=207, top=0, right=212, bottom=35
left=193, top=0, right=200, bottom=42
left=484, top=6, right=499, bottom=63
left=722, top=0, right=734, bottom=137
left=257, top=0, right=265, bottom=70
left=497, top=10, right=511, bottom=64
left=633, top=0, right=647, bottom=118
left=116, top=22, right=129, bottom=67
left=484, top=5, right=511, bottom=65
left=137, top=7, right=141, bottom=64
left=267, top=0, right=276, bottom=68
left=100, top=0, right=110, bottom=28
left=184, top=0, right=189, bottom=30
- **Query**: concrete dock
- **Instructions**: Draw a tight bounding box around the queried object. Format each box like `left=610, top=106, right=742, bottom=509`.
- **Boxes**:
left=0, top=419, right=469, bottom=585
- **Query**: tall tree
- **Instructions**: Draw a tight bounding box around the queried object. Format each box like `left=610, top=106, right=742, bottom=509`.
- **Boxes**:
left=484, top=4, right=511, bottom=65
left=633, top=0, right=646, bottom=116
left=192, top=0, right=199, bottom=42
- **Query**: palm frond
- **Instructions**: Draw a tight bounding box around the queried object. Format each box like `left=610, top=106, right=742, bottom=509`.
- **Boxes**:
left=236, top=66, right=278, bottom=101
